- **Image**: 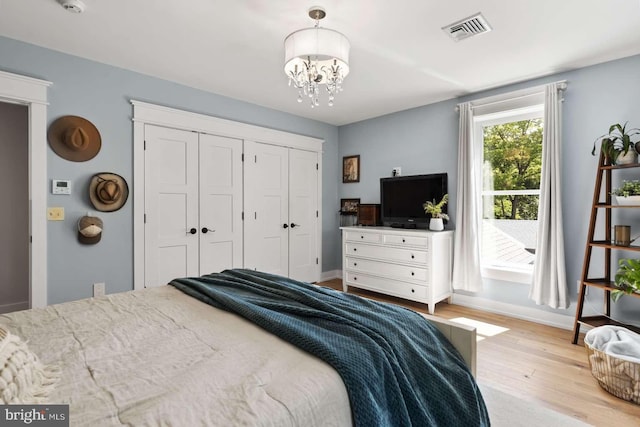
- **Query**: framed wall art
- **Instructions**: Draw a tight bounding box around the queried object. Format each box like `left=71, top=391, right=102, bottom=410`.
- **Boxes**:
left=343, top=155, right=360, bottom=183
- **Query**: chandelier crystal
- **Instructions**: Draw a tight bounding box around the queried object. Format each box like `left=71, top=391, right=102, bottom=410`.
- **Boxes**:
left=284, top=7, right=350, bottom=108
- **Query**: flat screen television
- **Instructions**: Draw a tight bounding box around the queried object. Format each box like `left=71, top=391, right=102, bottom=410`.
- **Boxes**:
left=380, top=173, right=448, bottom=229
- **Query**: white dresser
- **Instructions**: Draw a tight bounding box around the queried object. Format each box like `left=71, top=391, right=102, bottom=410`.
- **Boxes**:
left=340, top=226, right=454, bottom=314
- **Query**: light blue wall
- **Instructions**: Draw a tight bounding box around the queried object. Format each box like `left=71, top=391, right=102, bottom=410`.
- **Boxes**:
left=338, top=54, right=640, bottom=322
left=3, top=33, right=639, bottom=320
left=0, top=36, right=341, bottom=304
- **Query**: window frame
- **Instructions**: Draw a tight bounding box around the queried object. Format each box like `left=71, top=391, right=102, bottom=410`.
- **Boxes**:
left=473, top=104, right=544, bottom=285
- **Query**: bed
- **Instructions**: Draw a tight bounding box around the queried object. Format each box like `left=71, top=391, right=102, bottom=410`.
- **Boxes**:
left=0, top=269, right=487, bottom=426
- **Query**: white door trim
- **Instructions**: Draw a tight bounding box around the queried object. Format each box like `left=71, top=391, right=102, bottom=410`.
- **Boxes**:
left=131, top=100, right=324, bottom=290
left=0, top=70, right=51, bottom=308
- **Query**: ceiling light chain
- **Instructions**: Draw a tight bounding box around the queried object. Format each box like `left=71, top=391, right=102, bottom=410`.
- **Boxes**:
left=284, top=7, right=350, bottom=108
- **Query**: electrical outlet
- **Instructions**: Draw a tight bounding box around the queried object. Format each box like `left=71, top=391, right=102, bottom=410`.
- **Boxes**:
left=93, top=282, right=105, bottom=297
left=47, top=207, right=65, bottom=221
left=392, top=167, right=401, bottom=176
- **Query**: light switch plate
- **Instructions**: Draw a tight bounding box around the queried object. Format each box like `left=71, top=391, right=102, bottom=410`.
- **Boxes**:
left=47, top=207, right=64, bottom=221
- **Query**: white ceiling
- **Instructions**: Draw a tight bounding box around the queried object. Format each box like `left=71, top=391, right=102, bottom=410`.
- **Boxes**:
left=1, top=0, right=640, bottom=126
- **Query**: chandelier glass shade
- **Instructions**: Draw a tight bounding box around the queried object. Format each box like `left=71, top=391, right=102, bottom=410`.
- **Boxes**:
left=284, top=10, right=350, bottom=107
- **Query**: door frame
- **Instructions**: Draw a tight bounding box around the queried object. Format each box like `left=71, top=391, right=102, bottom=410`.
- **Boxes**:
left=131, top=100, right=323, bottom=290
left=0, top=70, right=51, bottom=308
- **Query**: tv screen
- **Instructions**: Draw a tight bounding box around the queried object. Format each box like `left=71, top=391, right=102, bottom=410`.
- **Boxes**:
left=380, top=173, right=448, bottom=229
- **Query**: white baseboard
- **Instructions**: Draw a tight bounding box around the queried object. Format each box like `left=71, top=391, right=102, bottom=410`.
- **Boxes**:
left=0, top=301, right=29, bottom=314
left=326, top=270, right=575, bottom=330
left=320, top=270, right=341, bottom=282
left=451, top=293, right=574, bottom=330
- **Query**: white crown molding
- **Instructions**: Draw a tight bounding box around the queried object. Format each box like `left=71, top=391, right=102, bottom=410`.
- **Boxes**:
left=131, top=100, right=324, bottom=152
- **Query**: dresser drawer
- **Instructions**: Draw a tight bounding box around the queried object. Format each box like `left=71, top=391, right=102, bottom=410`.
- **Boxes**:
left=345, top=242, right=428, bottom=264
left=345, top=257, right=428, bottom=283
left=345, top=231, right=381, bottom=244
left=383, top=234, right=429, bottom=249
left=345, top=271, right=428, bottom=300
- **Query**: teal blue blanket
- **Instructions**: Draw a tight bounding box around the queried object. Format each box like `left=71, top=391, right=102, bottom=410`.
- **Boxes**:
left=171, top=269, right=489, bottom=427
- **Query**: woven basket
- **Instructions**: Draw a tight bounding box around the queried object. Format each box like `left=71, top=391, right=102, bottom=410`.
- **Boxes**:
left=585, top=341, right=640, bottom=404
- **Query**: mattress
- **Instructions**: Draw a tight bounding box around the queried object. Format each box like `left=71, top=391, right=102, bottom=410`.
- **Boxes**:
left=0, top=286, right=352, bottom=426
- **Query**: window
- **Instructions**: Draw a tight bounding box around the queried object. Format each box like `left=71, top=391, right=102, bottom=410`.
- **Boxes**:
left=474, top=105, right=544, bottom=283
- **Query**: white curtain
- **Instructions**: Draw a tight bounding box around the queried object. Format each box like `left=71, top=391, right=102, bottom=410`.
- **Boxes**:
left=452, top=102, right=483, bottom=292
left=529, top=82, right=568, bottom=308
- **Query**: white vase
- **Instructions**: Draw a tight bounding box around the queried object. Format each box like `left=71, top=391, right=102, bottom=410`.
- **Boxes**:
left=616, top=149, right=638, bottom=165
left=614, top=195, right=640, bottom=206
left=429, top=217, right=444, bottom=231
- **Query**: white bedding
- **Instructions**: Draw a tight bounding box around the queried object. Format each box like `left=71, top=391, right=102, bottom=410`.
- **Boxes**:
left=0, top=286, right=352, bottom=426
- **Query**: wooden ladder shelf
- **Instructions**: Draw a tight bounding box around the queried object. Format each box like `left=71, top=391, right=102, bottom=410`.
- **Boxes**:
left=572, top=151, right=640, bottom=344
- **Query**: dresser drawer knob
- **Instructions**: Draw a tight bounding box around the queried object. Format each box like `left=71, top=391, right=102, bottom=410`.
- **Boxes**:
left=353, top=248, right=357, bottom=252
left=411, top=254, right=415, bottom=259
left=353, top=262, right=357, bottom=267
left=402, top=239, right=406, bottom=243
left=361, top=235, right=364, bottom=239
left=411, top=272, right=415, bottom=276
left=411, top=288, right=415, bottom=293
left=353, top=277, right=358, bottom=281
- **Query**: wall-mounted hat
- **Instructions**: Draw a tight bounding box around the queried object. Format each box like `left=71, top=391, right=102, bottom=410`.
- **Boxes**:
left=48, top=115, right=101, bottom=162
left=78, top=215, right=103, bottom=244
left=89, top=173, right=129, bottom=212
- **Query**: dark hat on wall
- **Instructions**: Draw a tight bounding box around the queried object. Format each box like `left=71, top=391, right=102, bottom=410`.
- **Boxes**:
left=78, top=215, right=103, bottom=244
left=89, top=173, right=129, bottom=212
left=48, top=115, right=101, bottom=162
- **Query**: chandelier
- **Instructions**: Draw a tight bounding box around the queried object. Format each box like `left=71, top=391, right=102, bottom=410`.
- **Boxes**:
left=284, top=7, right=350, bottom=108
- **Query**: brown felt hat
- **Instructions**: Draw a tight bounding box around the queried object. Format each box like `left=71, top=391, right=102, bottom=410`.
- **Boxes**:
left=78, top=215, right=103, bottom=245
left=48, top=115, right=101, bottom=162
left=89, top=173, right=129, bottom=212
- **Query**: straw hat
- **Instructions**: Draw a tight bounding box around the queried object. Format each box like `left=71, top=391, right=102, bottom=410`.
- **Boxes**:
left=89, top=173, right=129, bottom=212
left=78, top=215, right=103, bottom=244
left=48, top=115, right=101, bottom=162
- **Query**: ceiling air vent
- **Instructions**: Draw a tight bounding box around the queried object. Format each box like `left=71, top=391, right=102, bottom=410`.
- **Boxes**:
left=442, top=13, right=492, bottom=42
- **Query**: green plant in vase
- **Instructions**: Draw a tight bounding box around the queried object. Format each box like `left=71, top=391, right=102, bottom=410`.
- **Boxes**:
left=423, top=194, right=449, bottom=231
left=613, top=258, right=640, bottom=301
left=592, top=122, right=640, bottom=165
left=611, top=180, right=640, bottom=197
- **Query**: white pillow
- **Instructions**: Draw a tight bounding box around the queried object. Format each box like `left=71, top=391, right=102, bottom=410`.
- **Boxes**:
left=0, top=326, right=59, bottom=404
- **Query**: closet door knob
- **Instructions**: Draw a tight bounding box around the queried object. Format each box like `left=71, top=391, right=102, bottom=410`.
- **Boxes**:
left=290, top=223, right=299, bottom=228
left=188, top=228, right=197, bottom=235
left=202, top=227, right=214, bottom=234
left=283, top=223, right=289, bottom=229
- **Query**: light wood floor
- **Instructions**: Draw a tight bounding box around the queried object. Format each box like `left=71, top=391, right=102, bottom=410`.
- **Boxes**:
left=319, top=279, right=640, bottom=426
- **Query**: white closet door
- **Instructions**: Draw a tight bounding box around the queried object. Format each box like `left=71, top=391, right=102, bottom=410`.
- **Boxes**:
left=244, top=141, right=289, bottom=276
left=288, top=149, right=319, bottom=282
left=144, top=125, right=199, bottom=287
left=199, top=133, right=243, bottom=274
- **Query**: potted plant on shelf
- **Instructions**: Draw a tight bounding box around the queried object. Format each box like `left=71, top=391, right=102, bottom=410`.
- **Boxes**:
left=611, top=180, right=640, bottom=205
left=613, top=258, right=640, bottom=301
left=592, top=122, right=640, bottom=165
left=423, top=194, right=449, bottom=231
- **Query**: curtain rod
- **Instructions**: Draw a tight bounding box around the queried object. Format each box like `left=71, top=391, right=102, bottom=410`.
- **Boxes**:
left=455, top=80, right=567, bottom=112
